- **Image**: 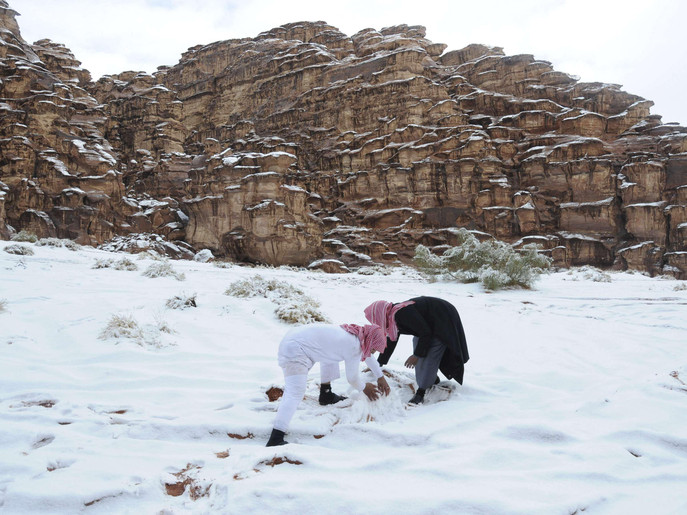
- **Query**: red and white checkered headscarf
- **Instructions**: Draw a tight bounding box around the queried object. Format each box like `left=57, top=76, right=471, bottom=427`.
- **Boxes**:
left=340, top=323, right=387, bottom=361
left=363, top=300, right=415, bottom=341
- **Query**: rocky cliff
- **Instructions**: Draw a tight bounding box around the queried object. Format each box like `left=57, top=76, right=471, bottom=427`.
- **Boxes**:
left=1, top=2, right=686, bottom=276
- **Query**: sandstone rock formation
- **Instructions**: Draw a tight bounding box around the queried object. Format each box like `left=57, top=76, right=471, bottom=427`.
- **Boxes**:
left=1, top=2, right=686, bottom=276
left=0, top=1, right=178, bottom=247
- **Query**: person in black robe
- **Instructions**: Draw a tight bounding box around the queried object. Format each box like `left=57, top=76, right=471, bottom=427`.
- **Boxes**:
left=364, top=296, right=469, bottom=404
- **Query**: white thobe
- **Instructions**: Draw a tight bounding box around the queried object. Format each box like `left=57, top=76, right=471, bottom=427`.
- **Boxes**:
left=273, top=324, right=383, bottom=432
left=277, top=324, right=383, bottom=390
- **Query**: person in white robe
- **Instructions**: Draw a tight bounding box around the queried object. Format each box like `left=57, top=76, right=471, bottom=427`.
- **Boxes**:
left=267, top=323, right=390, bottom=446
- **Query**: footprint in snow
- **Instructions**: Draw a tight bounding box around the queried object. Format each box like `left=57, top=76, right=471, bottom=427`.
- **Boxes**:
left=500, top=425, right=575, bottom=444
left=32, top=434, right=55, bottom=449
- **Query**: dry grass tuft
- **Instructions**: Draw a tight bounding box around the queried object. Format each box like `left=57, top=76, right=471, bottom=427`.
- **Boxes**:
left=99, top=314, right=143, bottom=340
left=142, top=261, right=185, bottom=281
left=166, top=293, right=197, bottom=309
left=225, top=275, right=328, bottom=324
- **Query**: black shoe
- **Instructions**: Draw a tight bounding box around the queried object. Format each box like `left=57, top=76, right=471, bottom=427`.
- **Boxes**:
left=409, top=388, right=426, bottom=405
left=319, top=384, right=347, bottom=406
left=266, top=428, right=288, bottom=447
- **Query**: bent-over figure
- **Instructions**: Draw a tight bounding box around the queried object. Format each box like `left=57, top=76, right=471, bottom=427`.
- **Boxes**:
left=364, top=296, right=468, bottom=404
left=267, top=323, right=390, bottom=446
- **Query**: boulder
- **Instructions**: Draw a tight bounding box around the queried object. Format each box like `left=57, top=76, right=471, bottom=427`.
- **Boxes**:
left=308, top=258, right=350, bottom=273
left=615, top=242, right=664, bottom=276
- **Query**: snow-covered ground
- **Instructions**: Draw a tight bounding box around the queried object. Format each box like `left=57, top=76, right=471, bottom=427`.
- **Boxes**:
left=1, top=241, right=686, bottom=514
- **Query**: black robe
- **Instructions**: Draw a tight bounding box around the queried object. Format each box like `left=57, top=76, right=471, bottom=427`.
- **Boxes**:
left=377, top=296, right=469, bottom=384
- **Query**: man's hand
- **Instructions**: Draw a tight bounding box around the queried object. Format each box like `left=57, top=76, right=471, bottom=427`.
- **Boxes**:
left=377, top=376, right=391, bottom=396
left=404, top=355, right=419, bottom=368
left=363, top=382, right=380, bottom=401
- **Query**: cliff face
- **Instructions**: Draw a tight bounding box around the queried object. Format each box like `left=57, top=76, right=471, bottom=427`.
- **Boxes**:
left=1, top=3, right=686, bottom=276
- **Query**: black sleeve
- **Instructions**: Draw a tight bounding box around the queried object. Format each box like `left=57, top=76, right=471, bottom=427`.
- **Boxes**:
left=377, top=337, right=397, bottom=366
left=395, top=305, right=433, bottom=358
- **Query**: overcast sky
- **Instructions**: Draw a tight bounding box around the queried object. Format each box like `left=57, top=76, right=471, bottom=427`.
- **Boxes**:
left=8, top=0, right=687, bottom=126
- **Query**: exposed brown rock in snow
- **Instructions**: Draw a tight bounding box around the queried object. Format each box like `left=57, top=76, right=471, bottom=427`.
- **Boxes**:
left=266, top=386, right=284, bottom=401
left=1, top=3, right=686, bottom=275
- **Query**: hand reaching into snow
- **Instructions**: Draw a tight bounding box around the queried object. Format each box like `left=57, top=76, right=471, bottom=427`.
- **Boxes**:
left=404, top=355, right=419, bottom=369
left=377, top=376, right=390, bottom=396
left=363, top=382, right=380, bottom=401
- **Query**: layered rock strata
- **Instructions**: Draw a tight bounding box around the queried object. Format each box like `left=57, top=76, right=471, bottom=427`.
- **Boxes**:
left=1, top=3, right=686, bottom=275
left=0, top=1, right=187, bottom=246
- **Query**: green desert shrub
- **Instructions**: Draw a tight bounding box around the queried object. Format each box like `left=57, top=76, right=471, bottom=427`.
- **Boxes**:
left=225, top=275, right=329, bottom=324
left=414, top=228, right=552, bottom=290
left=356, top=264, right=394, bottom=276
left=36, top=238, right=80, bottom=251
left=4, top=244, right=34, bottom=256
left=11, top=230, right=38, bottom=243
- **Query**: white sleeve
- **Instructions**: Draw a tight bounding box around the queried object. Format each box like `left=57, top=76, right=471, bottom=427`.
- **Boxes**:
left=364, top=356, right=383, bottom=379
left=344, top=357, right=366, bottom=392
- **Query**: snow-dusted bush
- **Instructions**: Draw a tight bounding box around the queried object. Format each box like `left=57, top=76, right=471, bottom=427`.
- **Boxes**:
left=674, top=282, right=687, bottom=291
left=275, top=299, right=329, bottom=324
left=566, top=266, right=612, bottom=283
left=166, top=293, right=197, bottom=310
left=92, top=259, right=111, bottom=269
left=4, top=244, right=34, bottom=256
left=137, top=250, right=166, bottom=261
left=226, top=276, right=273, bottom=297
left=356, top=264, right=394, bottom=276
left=226, top=275, right=306, bottom=302
left=213, top=260, right=233, bottom=269
left=0, top=299, right=7, bottom=313
left=414, top=228, right=552, bottom=290
left=112, top=258, right=138, bottom=271
left=36, top=238, right=80, bottom=251
left=10, top=230, right=38, bottom=243
left=142, top=262, right=185, bottom=281
left=277, top=303, right=329, bottom=324
left=225, top=275, right=329, bottom=324
left=99, top=313, right=174, bottom=347
left=277, top=264, right=303, bottom=272
left=92, top=257, right=139, bottom=271
left=99, top=314, right=143, bottom=340
left=398, top=266, right=426, bottom=281
left=479, top=268, right=512, bottom=291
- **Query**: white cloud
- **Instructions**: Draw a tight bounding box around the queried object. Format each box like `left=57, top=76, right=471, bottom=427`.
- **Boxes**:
left=8, top=0, right=687, bottom=125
